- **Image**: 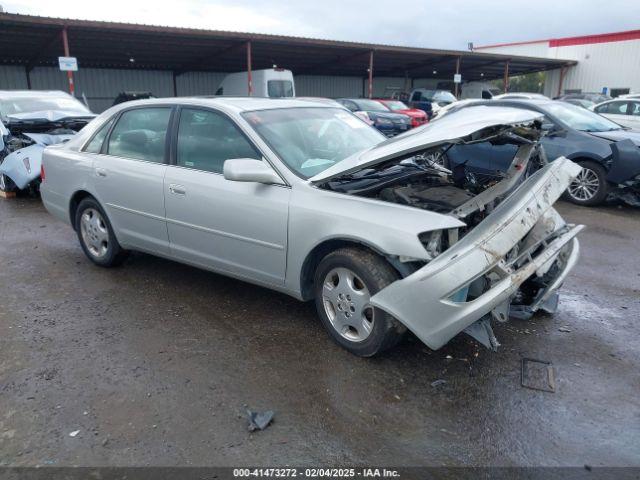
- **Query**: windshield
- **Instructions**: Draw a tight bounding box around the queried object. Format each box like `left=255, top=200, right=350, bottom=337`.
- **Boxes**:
left=383, top=101, right=409, bottom=111
left=243, top=107, right=384, bottom=179
left=354, top=99, right=389, bottom=112
left=545, top=101, right=622, bottom=132
left=267, top=80, right=294, bottom=98
left=0, top=94, right=91, bottom=118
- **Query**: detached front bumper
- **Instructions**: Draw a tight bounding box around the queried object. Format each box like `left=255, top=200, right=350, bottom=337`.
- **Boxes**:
left=370, top=157, right=584, bottom=350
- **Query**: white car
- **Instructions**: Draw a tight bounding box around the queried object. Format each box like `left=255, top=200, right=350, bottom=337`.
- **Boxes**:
left=592, top=99, right=640, bottom=130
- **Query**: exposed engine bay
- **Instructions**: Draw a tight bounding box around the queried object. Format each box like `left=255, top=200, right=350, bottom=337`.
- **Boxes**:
left=318, top=121, right=581, bottom=350
left=322, top=123, right=547, bottom=229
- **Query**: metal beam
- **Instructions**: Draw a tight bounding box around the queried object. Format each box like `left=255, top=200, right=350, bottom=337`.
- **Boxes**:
left=247, top=41, right=253, bottom=96
left=454, top=56, right=461, bottom=98
left=25, top=65, right=31, bottom=89
left=503, top=60, right=510, bottom=93
left=367, top=50, right=374, bottom=99
left=61, top=26, right=75, bottom=96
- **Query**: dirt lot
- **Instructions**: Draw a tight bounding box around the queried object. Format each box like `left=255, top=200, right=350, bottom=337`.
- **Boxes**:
left=0, top=196, right=639, bottom=467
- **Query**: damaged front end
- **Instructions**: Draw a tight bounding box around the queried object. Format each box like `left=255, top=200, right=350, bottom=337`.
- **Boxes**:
left=315, top=110, right=584, bottom=350
left=605, top=139, right=640, bottom=207
left=0, top=117, right=91, bottom=193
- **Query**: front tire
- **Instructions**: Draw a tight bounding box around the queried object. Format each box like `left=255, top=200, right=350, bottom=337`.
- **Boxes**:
left=75, top=197, right=128, bottom=267
left=313, top=247, right=406, bottom=357
left=566, top=161, right=608, bottom=206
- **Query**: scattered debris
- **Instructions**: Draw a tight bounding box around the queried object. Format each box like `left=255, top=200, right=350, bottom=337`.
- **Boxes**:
left=558, top=326, right=572, bottom=332
left=521, top=358, right=556, bottom=393
left=431, top=379, right=447, bottom=387
left=69, top=430, right=80, bottom=437
left=246, top=409, right=274, bottom=432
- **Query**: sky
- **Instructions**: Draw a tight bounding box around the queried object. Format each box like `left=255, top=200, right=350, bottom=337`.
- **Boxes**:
left=3, top=0, right=640, bottom=50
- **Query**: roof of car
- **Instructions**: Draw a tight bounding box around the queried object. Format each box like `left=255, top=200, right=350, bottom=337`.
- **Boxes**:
left=107, top=96, right=337, bottom=113
left=0, top=90, right=71, bottom=99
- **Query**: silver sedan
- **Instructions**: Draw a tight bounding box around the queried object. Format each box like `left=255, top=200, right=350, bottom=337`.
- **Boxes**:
left=41, top=98, right=583, bottom=356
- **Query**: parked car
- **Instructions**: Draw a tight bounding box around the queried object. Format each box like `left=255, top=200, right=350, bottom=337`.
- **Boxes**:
left=493, top=93, right=550, bottom=100
left=557, top=92, right=611, bottom=104
left=375, top=99, right=428, bottom=127
left=438, top=99, right=640, bottom=206
left=41, top=98, right=583, bottom=356
left=618, top=93, right=640, bottom=100
left=0, top=90, right=95, bottom=193
left=215, top=68, right=295, bottom=98
left=406, top=89, right=457, bottom=118
left=561, top=98, right=595, bottom=110
left=591, top=99, right=640, bottom=130
left=460, top=81, right=502, bottom=100
left=113, top=91, right=155, bottom=105
left=337, top=98, right=411, bottom=136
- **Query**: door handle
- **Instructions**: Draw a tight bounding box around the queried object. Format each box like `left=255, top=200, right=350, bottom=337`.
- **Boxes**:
left=95, top=167, right=107, bottom=177
left=169, top=184, right=186, bottom=195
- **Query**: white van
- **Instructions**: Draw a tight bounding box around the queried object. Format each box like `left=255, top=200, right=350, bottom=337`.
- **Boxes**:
left=215, top=68, right=295, bottom=97
left=460, top=81, right=502, bottom=100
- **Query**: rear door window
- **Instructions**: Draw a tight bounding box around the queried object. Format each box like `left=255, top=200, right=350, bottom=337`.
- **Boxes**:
left=176, top=108, right=260, bottom=174
left=107, top=107, right=172, bottom=163
left=83, top=117, right=115, bottom=154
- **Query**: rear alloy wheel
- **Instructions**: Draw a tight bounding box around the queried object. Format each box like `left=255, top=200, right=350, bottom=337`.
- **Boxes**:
left=75, top=197, right=128, bottom=267
left=566, top=161, right=608, bottom=206
left=314, top=247, right=406, bottom=357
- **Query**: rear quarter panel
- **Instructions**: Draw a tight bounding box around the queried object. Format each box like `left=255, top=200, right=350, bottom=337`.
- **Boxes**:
left=41, top=145, right=95, bottom=225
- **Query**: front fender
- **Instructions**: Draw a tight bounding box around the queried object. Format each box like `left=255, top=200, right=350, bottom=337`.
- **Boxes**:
left=284, top=184, right=466, bottom=296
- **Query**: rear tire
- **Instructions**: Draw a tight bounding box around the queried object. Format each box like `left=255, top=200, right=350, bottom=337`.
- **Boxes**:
left=565, top=161, right=608, bottom=206
left=75, top=197, right=128, bottom=267
left=313, top=247, right=406, bottom=357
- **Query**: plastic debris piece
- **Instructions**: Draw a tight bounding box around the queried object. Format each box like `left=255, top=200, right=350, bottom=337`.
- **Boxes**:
left=246, top=409, right=274, bottom=432
left=69, top=430, right=80, bottom=437
left=431, top=379, right=447, bottom=387
left=558, top=326, right=572, bottom=332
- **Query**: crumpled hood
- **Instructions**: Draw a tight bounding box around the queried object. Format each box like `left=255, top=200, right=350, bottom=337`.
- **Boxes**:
left=588, top=129, right=640, bottom=146
left=5, top=109, right=95, bottom=123
left=310, top=105, right=543, bottom=183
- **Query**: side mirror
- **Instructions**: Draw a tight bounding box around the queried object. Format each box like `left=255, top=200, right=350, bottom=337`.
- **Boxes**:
left=223, top=159, right=285, bottom=185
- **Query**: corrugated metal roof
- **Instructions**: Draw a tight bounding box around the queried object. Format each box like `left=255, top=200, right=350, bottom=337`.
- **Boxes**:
left=0, top=12, right=574, bottom=81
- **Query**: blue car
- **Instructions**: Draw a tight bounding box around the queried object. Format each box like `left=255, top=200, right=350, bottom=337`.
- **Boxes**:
left=441, top=99, right=640, bottom=207
left=337, top=98, right=411, bottom=136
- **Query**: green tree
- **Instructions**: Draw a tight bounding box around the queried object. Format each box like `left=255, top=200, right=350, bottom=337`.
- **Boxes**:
left=491, top=71, right=546, bottom=93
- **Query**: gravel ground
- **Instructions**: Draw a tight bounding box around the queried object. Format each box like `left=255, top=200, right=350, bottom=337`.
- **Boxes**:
left=0, top=196, right=639, bottom=467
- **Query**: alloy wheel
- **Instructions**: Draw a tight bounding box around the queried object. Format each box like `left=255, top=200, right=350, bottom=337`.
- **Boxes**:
left=568, top=166, right=600, bottom=202
left=322, top=267, right=374, bottom=342
left=80, top=208, right=110, bottom=258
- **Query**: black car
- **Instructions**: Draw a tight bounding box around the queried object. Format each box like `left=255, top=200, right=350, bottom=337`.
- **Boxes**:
left=337, top=98, right=411, bottom=136
left=441, top=99, right=640, bottom=206
left=112, top=91, right=156, bottom=106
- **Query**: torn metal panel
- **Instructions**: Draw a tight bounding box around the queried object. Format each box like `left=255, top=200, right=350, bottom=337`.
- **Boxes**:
left=369, top=158, right=583, bottom=351
left=464, top=316, right=500, bottom=351
left=450, top=143, right=536, bottom=219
